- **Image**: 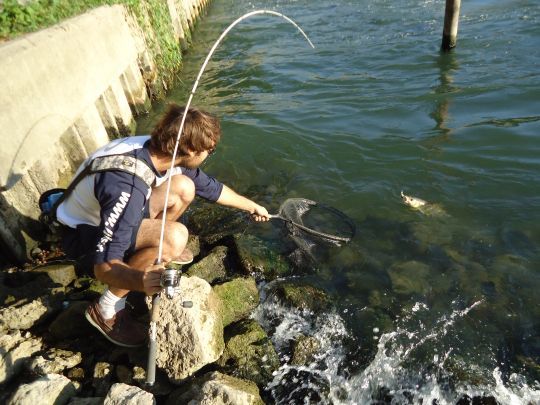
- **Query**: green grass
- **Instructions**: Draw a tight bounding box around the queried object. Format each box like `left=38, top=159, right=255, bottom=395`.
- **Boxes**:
left=0, top=0, right=187, bottom=96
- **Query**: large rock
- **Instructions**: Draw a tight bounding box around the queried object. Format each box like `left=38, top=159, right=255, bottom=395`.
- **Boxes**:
left=218, top=319, right=280, bottom=387
left=0, top=331, right=42, bottom=384
left=167, top=371, right=264, bottom=405
left=213, top=277, right=259, bottom=327
left=7, top=373, right=77, bottom=405
left=103, top=383, right=155, bottom=405
left=0, top=296, right=60, bottom=332
left=153, top=276, right=224, bottom=382
left=186, top=245, right=228, bottom=284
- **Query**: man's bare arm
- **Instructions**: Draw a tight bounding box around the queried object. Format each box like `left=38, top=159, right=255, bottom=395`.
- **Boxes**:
left=216, top=185, right=270, bottom=222
left=94, top=260, right=163, bottom=296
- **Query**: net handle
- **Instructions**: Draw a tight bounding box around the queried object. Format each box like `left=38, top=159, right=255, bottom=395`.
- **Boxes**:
left=269, top=214, right=352, bottom=243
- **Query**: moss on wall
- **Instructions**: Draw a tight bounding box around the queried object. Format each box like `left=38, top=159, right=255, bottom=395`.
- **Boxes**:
left=0, top=0, right=197, bottom=97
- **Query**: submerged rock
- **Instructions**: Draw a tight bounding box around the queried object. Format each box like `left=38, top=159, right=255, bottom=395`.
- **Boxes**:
left=167, top=371, right=264, bottom=405
left=213, top=277, right=259, bottom=327
left=272, top=282, right=331, bottom=314
left=7, top=373, right=77, bottom=405
left=0, top=331, right=42, bottom=384
left=217, top=319, right=280, bottom=387
left=103, top=383, right=155, bottom=405
left=387, top=260, right=431, bottom=296
left=153, top=276, right=224, bottom=382
left=291, top=335, right=321, bottom=366
left=233, top=234, right=291, bottom=280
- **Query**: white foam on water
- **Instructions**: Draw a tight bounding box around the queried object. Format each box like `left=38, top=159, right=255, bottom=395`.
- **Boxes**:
left=255, top=295, right=540, bottom=404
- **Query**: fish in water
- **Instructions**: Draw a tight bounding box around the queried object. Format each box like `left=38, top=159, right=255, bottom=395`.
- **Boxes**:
left=400, top=191, right=447, bottom=216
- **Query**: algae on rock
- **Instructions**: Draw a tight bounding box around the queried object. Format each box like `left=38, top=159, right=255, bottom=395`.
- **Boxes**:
left=218, top=319, right=280, bottom=387
left=213, top=277, right=259, bottom=327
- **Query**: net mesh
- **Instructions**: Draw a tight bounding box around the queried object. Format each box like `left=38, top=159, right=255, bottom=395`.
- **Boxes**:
left=277, top=198, right=355, bottom=245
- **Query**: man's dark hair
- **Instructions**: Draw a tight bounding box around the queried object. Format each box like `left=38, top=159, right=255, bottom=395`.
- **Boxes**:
left=150, top=104, right=221, bottom=156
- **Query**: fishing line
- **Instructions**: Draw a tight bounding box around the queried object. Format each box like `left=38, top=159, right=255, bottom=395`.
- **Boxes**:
left=156, top=10, right=314, bottom=263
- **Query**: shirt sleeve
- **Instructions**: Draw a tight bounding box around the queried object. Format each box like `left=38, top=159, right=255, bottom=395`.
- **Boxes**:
left=181, top=168, right=224, bottom=202
left=93, top=171, right=148, bottom=263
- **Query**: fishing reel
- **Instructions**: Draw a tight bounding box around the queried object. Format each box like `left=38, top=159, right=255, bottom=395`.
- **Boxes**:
left=159, top=261, right=193, bottom=307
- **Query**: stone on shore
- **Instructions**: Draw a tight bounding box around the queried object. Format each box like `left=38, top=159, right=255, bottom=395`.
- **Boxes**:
left=186, top=245, right=228, bottom=284
left=213, top=277, right=259, bottom=327
left=7, top=373, right=77, bottom=405
left=103, top=383, right=155, bottom=405
left=0, top=296, right=60, bottom=332
left=93, top=362, right=114, bottom=397
left=67, top=398, right=103, bottom=405
left=28, top=348, right=82, bottom=375
left=154, top=276, right=224, bottom=382
left=167, top=371, right=264, bottom=405
left=33, top=262, right=77, bottom=287
left=0, top=331, right=42, bottom=384
left=48, top=301, right=94, bottom=341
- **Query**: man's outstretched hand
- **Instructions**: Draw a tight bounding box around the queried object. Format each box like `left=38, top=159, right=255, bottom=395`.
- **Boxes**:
left=252, top=205, right=271, bottom=222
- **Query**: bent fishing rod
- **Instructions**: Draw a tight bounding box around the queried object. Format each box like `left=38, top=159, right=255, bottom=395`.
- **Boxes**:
left=146, top=10, right=314, bottom=387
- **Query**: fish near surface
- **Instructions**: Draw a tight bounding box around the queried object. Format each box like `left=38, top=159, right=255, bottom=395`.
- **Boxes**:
left=400, top=191, right=447, bottom=217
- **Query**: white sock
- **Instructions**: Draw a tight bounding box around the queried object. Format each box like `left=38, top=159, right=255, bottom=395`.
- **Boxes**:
left=98, top=289, right=126, bottom=320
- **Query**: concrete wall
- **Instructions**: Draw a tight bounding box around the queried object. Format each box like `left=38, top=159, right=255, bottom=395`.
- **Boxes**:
left=0, top=0, right=210, bottom=262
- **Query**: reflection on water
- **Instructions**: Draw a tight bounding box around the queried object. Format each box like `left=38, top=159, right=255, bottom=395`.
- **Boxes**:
left=137, top=0, right=540, bottom=402
left=426, top=51, right=460, bottom=148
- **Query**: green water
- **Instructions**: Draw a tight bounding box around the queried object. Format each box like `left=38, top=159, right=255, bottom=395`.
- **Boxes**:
left=137, top=0, right=540, bottom=402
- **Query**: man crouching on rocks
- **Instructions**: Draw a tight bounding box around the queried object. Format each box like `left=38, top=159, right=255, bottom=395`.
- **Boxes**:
left=56, top=104, right=270, bottom=347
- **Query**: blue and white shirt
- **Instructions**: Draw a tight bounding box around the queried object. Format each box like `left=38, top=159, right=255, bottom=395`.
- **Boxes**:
left=56, top=136, right=223, bottom=263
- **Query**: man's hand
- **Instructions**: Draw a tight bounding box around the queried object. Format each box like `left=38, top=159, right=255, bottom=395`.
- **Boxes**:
left=142, top=263, right=164, bottom=296
left=216, top=185, right=271, bottom=222
left=251, top=205, right=270, bottom=222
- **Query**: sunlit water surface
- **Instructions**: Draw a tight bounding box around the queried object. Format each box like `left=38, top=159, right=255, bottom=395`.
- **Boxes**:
left=137, top=0, right=540, bottom=403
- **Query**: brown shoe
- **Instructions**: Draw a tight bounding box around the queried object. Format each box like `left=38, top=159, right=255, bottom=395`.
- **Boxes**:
left=85, top=300, right=146, bottom=348
left=171, top=247, right=194, bottom=265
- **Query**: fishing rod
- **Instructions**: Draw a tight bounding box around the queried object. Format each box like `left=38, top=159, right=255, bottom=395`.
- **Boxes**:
left=146, top=9, right=314, bottom=387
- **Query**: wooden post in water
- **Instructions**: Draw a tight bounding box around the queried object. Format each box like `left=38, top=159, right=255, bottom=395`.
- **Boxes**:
left=441, top=0, right=461, bottom=51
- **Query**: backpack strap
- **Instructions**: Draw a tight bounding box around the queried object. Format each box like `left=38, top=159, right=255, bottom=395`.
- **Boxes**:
left=90, top=155, right=155, bottom=188
left=49, top=154, right=156, bottom=222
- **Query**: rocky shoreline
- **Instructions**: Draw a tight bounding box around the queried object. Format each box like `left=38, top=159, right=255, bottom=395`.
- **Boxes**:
left=0, top=205, right=327, bottom=404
